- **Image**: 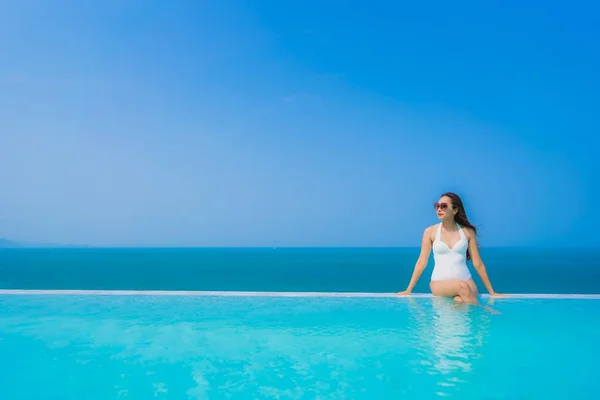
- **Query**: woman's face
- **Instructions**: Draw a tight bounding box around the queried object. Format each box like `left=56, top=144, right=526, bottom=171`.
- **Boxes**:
left=434, top=196, right=456, bottom=221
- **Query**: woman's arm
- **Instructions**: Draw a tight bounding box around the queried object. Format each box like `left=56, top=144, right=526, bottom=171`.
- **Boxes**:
left=466, top=229, right=505, bottom=297
left=398, top=227, right=432, bottom=295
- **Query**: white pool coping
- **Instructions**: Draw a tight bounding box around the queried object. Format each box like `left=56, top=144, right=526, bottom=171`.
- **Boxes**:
left=0, top=290, right=598, bottom=299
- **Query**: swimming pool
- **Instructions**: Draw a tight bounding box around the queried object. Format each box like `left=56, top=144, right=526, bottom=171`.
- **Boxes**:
left=0, top=292, right=597, bottom=399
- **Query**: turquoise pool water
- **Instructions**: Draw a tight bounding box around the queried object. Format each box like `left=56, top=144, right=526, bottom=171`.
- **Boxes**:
left=0, top=293, right=597, bottom=399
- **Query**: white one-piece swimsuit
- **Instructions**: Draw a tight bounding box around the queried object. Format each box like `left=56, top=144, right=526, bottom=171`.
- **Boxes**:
left=430, top=223, right=472, bottom=282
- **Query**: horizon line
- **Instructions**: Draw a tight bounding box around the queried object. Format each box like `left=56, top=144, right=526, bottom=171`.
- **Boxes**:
left=1, top=244, right=598, bottom=250
left=0, top=289, right=599, bottom=299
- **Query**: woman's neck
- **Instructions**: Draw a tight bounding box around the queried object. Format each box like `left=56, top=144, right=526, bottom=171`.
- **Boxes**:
left=441, top=219, right=458, bottom=230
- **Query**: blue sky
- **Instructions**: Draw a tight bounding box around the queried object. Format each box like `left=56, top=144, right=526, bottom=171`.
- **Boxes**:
left=0, top=1, right=598, bottom=247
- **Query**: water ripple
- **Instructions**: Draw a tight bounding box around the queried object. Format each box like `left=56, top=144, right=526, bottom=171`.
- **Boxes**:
left=0, top=295, right=597, bottom=399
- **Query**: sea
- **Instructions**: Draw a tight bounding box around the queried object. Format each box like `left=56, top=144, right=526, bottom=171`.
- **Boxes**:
left=1, top=247, right=598, bottom=294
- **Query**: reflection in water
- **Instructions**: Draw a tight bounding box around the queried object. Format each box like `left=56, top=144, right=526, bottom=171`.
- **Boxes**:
left=406, top=297, right=492, bottom=397
left=0, top=295, right=502, bottom=399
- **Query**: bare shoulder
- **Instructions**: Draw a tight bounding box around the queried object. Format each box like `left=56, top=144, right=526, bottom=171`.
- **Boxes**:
left=462, top=226, right=477, bottom=240
left=425, top=223, right=439, bottom=232
left=424, top=224, right=438, bottom=241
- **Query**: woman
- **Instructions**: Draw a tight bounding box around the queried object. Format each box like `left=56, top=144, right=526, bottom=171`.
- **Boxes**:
left=397, top=192, right=505, bottom=303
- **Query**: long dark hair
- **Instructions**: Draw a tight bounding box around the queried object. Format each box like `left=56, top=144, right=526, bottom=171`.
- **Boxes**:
left=441, top=192, right=478, bottom=261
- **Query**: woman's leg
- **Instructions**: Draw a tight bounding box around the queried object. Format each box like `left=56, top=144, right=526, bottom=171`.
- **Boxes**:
left=465, top=279, right=479, bottom=297
left=430, top=279, right=479, bottom=304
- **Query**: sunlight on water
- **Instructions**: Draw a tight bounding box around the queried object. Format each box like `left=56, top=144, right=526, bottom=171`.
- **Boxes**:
left=0, top=295, right=596, bottom=399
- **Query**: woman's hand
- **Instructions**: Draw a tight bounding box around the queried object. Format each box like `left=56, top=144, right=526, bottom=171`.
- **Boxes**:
left=397, top=290, right=412, bottom=296
left=490, top=292, right=508, bottom=298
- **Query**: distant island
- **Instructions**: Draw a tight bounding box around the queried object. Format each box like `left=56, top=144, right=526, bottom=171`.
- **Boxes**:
left=0, top=238, right=21, bottom=248
left=0, top=238, right=80, bottom=248
left=0, top=238, right=21, bottom=247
